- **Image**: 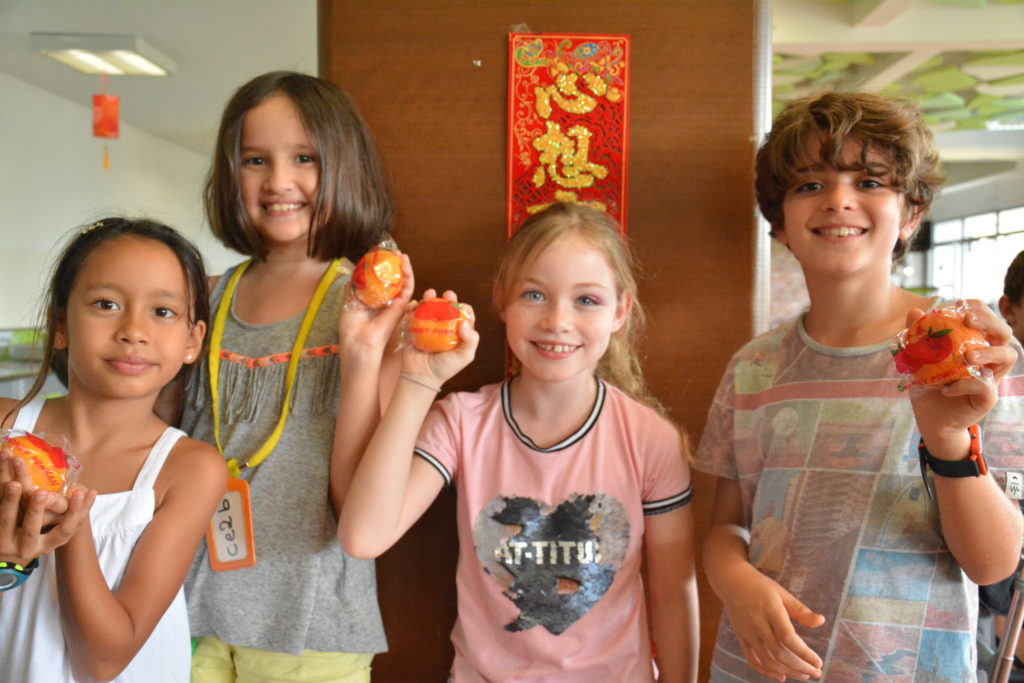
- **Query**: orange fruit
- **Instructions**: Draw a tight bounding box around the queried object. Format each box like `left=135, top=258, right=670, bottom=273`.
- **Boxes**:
left=409, top=298, right=470, bottom=352
left=3, top=431, right=72, bottom=492
left=892, top=308, right=988, bottom=387
left=353, top=246, right=403, bottom=308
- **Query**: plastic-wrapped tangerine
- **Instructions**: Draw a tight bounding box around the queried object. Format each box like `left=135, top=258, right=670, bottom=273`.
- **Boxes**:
left=1, top=430, right=79, bottom=493
left=409, top=298, right=470, bottom=352
left=352, top=245, right=403, bottom=309
left=891, top=306, right=988, bottom=388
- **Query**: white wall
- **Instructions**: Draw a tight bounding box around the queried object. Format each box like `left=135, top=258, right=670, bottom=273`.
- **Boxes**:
left=930, top=165, right=1024, bottom=223
left=0, top=70, right=236, bottom=328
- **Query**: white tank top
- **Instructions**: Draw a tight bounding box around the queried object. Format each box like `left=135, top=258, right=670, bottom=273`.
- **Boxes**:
left=0, top=397, right=191, bottom=682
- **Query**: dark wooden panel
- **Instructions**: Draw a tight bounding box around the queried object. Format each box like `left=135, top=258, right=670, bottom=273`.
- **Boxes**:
left=321, top=3, right=755, bottom=679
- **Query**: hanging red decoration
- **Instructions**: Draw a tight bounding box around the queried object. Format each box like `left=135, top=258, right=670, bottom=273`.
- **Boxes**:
left=92, top=93, right=119, bottom=139
left=93, top=73, right=118, bottom=170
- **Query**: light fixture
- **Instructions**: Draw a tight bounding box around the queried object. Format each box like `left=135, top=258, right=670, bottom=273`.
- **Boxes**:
left=30, top=33, right=175, bottom=76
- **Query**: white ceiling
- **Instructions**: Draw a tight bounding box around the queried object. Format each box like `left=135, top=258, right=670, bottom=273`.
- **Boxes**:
left=0, top=0, right=317, bottom=156
left=773, top=0, right=1024, bottom=191
left=1, top=0, right=1021, bottom=196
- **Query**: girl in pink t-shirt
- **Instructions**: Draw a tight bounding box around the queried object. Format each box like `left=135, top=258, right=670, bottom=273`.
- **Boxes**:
left=341, top=203, right=698, bottom=682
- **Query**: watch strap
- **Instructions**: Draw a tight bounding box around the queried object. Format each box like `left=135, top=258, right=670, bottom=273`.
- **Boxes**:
left=918, top=424, right=986, bottom=499
left=0, top=557, right=39, bottom=592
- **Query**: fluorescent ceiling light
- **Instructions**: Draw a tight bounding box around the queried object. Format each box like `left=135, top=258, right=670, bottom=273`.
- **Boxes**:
left=30, top=33, right=175, bottom=76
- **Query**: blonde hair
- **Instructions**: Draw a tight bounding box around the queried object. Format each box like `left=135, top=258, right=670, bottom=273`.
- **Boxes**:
left=493, top=203, right=659, bottom=409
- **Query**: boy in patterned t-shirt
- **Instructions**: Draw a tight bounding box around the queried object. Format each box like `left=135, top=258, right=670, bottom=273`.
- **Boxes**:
left=696, top=92, right=1024, bottom=682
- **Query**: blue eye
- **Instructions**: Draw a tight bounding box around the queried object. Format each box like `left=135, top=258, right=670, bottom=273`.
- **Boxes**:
left=859, top=178, right=883, bottom=189
left=521, top=290, right=544, bottom=302
left=576, top=295, right=599, bottom=306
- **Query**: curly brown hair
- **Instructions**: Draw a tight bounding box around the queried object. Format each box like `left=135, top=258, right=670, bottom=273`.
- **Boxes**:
left=755, top=92, right=945, bottom=263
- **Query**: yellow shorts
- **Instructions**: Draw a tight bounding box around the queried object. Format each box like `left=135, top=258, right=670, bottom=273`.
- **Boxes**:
left=191, top=636, right=373, bottom=683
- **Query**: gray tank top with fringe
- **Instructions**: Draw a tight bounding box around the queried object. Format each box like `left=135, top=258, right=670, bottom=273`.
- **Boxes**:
left=181, top=262, right=387, bottom=656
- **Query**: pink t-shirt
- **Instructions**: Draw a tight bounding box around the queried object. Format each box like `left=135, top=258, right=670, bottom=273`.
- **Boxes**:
left=415, top=378, right=692, bottom=682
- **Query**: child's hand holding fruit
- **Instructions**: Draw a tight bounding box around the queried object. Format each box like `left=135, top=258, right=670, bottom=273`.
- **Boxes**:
left=899, top=301, right=1020, bottom=460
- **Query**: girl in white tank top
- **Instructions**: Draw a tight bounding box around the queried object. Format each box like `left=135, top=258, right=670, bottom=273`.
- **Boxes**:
left=0, top=218, right=227, bottom=682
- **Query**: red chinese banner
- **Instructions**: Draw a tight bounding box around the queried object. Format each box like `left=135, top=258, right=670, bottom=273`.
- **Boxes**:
left=506, top=33, right=630, bottom=237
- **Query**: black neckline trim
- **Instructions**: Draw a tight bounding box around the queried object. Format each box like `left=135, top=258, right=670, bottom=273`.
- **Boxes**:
left=500, top=376, right=605, bottom=453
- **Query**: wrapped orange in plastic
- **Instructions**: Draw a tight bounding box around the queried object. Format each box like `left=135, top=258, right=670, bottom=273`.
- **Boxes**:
left=352, top=243, right=403, bottom=309
left=891, top=302, right=990, bottom=391
left=409, top=298, right=471, bottom=352
left=1, top=429, right=80, bottom=493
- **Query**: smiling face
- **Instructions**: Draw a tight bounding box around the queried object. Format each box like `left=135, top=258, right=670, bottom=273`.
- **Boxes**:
left=239, top=93, right=320, bottom=254
left=59, top=236, right=204, bottom=402
left=501, top=233, right=631, bottom=389
left=777, top=139, right=919, bottom=281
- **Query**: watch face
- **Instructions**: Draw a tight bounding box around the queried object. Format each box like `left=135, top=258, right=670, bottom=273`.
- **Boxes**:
left=0, top=571, right=19, bottom=590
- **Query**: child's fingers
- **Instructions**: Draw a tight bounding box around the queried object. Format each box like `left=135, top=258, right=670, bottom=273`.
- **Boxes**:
left=904, top=307, right=926, bottom=329
left=43, top=489, right=70, bottom=516
left=398, top=253, right=415, bottom=301
left=0, top=451, right=11, bottom=486
left=967, top=344, right=1020, bottom=383
left=963, top=299, right=1013, bottom=346
left=41, top=488, right=95, bottom=553
left=458, top=315, right=479, bottom=350
left=18, top=488, right=48, bottom=538
left=742, top=647, right=787, bottom=682
left=8, top=450, right=38, bottom=494
left=0, top=481, right=23, bottom=547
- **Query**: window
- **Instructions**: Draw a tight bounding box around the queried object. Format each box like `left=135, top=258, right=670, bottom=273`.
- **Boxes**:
left=926, top=206, right=1024, bottom=305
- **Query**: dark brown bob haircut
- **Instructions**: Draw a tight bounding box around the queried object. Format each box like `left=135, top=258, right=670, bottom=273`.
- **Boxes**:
left=205, top=71, right=394, bottom=262
left=755, top=92, right=945, bottom=263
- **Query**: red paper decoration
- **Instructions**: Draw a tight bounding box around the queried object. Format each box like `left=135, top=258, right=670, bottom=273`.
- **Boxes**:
left=92, top=93, right=119, bottom=139
left=507, top=34, right=630, bottom=237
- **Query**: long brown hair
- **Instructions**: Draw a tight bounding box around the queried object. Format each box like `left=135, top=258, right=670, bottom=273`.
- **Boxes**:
left=493, top=203, right=659, bottom=409
left=205, top=71, right=394, bottom=262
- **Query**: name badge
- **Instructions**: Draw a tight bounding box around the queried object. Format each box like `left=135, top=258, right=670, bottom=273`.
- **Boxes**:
left=206, top=477, right=256, bottom=572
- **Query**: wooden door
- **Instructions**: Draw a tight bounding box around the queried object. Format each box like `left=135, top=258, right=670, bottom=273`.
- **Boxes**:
left=321, top=3, right=755, bottom=678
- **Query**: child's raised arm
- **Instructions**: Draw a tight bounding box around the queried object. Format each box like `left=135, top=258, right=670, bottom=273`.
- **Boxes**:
left=703, top=476, right=825, bottom=682
left=54, top=439, right=226, bottom=681
left=644, top=504, right=699, bottom=682
left=330, top=253, right=415, bottom=518
left=907, top=300, right=1024, bottom=585
left=339, top=290, right=478, bottom=559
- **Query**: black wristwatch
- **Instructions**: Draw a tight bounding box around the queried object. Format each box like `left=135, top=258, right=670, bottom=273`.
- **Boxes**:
left=918, top=424, right=986, bottom=499
left=0, top=557, right=39, bottom=592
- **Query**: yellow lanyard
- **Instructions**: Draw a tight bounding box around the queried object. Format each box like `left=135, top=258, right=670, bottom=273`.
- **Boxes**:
left=208, top=259, right=343, bottom=477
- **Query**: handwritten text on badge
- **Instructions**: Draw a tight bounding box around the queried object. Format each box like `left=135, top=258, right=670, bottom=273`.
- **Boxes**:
left=206, top=477, right=256, bottom=572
